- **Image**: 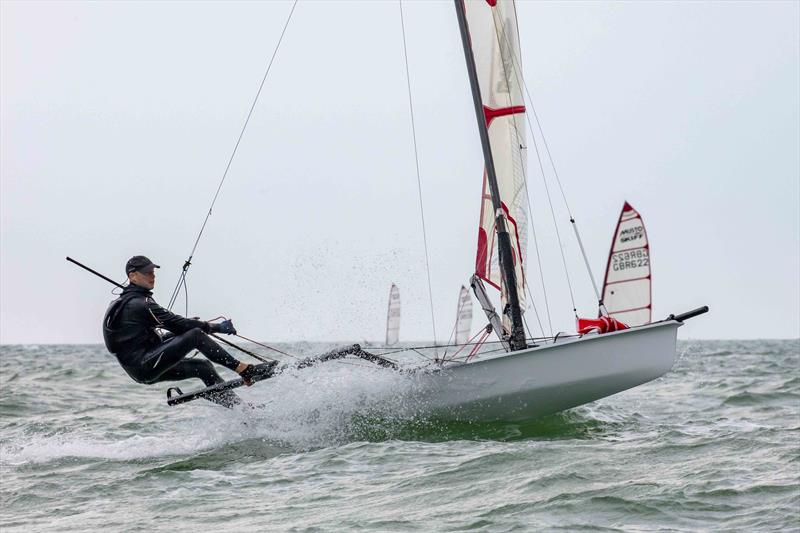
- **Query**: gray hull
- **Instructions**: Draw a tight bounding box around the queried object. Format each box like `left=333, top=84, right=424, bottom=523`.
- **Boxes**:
left=410, top=320, right=681, bottom=421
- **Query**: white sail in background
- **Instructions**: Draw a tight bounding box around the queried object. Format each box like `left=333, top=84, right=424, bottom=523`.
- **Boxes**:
left=455, top=285, right=473, bottom=344
left=465, top=0, right=529, bottom=329
left=385, top=283, right=401, bottom=346
left=601, top=202, right=652, bottom=326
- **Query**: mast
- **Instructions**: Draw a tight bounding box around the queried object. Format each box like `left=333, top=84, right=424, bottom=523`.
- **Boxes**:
left=454, top=0, right=526, bottom=351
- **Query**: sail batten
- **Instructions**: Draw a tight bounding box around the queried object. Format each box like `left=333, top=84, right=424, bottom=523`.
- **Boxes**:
left=601, top=202, right=652, bottom=327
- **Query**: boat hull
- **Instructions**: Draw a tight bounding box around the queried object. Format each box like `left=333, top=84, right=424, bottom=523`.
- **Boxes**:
left=409, top=320, right=681, bottom=421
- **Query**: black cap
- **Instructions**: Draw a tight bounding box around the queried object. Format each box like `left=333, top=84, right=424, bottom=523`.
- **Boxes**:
left=125, top=255, right=160, bottom=275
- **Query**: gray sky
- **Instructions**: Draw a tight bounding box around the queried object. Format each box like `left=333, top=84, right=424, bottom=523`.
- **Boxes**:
left=1, top=0, right=798, bottom=344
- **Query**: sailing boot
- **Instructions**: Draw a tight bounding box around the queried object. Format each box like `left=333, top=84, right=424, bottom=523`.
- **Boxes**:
left=239, top=361, right=278, bottom=385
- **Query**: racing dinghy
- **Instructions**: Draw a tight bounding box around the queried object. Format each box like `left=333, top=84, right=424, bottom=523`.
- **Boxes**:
left=165, top=0, right=707, bottom=419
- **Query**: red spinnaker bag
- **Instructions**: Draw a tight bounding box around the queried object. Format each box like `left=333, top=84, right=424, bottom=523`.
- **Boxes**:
left=577, top=316, right=629, bottom=335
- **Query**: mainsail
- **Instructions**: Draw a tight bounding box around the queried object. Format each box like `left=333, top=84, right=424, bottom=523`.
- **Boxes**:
left=454, top=285, right=473, bottom=344
left=601, top=202, right=652, bottom=326
left=464, top=0, right=529, bottom=332
left=385, top=283, right=401, bottom=346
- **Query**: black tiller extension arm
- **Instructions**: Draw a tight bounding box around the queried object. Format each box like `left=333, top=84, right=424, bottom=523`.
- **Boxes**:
left=66, top=256, right=124, bottom=289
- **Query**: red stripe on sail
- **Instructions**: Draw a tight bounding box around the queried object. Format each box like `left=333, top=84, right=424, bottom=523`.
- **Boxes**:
left=502, top=202, right=527, bottom=290
left=483, top=105, right=525, bottom=127
left=604, top=275, right=651, bottom=287
left=606, top=304, right=651, bottom=315
left=475, top=202, right=526, bottom=294
left=476, top=227, right=489, bottom=280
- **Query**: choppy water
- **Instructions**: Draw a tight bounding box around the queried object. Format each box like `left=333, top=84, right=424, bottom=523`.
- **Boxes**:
left=1, top=340, right=798, bottom=531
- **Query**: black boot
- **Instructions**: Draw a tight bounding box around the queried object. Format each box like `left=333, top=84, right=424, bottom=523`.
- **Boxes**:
left=239, top=361, right=278, bottom=384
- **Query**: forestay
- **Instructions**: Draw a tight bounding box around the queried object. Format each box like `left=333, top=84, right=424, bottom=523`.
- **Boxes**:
left=466, top=0, right=529, bottom=330
left=455, top=285, right=473, bottom=344
left=386, top=283, right=401, bottom=346
left=601, top=202, right=652, bottom=326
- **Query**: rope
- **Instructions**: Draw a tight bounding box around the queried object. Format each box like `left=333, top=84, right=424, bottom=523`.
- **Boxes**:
left=465, top=328, right=491, bottom=362
left=168, top=0, right=299, bottom=311
left=209, top=333, right=274, bottom=363
left=371, top=332, right=570, bottom=357
left=526, top=215, right=552, bottom=336
left=529, top=118, right=577, bottom=317
left=441, top=327, right=486, bottom=363
left=571, top=218, right=603, bottom=305
left=233, top=333, right=298, bottom=359
left=481, top=10, right=552, bottom=337
left=441, top=287, right=468, bottom=359
left=398, top=0, right=438, bottom=355
left=491, top=10, right=578, bottom=319
left=411, top=348, right=436, bottom=361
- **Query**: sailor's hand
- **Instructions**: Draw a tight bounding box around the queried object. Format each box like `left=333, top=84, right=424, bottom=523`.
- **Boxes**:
left=214, top=319, right=237, bottom=335
left=209, top=320, right=236, bottom=335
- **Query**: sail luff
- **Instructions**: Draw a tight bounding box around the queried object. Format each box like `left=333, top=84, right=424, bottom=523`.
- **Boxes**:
left=455, top=0, right=526, bottom=351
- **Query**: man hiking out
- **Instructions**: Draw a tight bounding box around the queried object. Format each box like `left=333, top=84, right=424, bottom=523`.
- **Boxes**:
left=103, top=255, right=274, bottom=406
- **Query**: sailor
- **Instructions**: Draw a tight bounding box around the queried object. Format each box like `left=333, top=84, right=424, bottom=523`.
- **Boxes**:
left=103, top=255, right=273, bottom=406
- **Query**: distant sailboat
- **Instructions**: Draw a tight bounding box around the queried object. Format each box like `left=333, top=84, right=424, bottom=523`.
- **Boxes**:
left=601, top=202, right=652, bottom=327
left=385, top=283, right=401, bottom=347
left=454, top=285, right=473, bottom=345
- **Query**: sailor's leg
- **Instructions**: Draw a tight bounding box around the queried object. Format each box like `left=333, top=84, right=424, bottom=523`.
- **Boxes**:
left=156, top=358, right=224, bottom=387
left=140, top=328, right=241, bottom=377
left=187, top=329, right=241, bottom=372
left=154, top=359, right=242, bottom=407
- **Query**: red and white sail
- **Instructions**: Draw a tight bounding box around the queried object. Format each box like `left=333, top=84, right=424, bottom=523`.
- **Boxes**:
left=465, top=0, right=529, bottom=328
left=601, top=202, right=652, bottom=326
left=385, top=283, right=401, bottom=346
left=455, top=285, right=473, bottom=344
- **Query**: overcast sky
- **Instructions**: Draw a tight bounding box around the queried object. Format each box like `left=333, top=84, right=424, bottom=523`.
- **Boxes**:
left=2, top=0, right=798, bottom=344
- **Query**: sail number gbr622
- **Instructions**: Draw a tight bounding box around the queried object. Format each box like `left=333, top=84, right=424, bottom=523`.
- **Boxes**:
left=611, top=248, right=649, bottom=272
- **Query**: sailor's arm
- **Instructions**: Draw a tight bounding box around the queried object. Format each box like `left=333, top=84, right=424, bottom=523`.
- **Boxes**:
left=145, top=299, right=212, bottom=334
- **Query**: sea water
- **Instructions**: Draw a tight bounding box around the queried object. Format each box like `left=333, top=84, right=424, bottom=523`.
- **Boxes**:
left=1, top=340, right=798, bottom=531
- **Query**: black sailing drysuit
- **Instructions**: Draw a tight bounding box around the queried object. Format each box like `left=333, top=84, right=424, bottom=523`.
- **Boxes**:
left=103, top=283, right=241, bottom=406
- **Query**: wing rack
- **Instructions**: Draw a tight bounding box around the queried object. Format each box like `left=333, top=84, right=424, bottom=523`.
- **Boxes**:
left=166, top=344, right=398, bottom=406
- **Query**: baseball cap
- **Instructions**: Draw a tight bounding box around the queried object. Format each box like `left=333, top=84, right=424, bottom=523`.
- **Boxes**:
left=125, top=255, right=160, bottom=275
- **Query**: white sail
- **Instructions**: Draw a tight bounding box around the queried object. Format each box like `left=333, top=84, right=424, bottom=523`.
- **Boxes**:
left=601, top=202, right=652, bottom=326
left=385, top=283, right=401, bottom=346
left=455, top=285, right=473, bottom=344
left=465, top=0, right=529, bottom=330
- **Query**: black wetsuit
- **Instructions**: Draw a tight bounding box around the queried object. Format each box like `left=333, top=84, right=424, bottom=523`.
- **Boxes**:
left=103, top=283, right=241, bottom=406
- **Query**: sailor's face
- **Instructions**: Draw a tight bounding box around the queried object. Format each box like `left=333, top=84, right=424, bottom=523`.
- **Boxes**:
left=129, top=269, right=156, bottom=290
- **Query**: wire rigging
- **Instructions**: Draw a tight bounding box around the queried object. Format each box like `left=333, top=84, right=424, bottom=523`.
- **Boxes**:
left=492, top=7, right=580, bottom=319
left=441, top=291, right=466, bottom=360
left=502, top=3, right=601, bottom=315
left=167, top=0, right=299, bottom=311
left=486, top=9, right=552, bottom=336
left=399, top=0, right=439, bottom=354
